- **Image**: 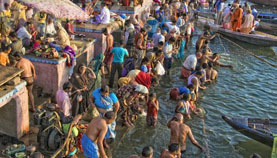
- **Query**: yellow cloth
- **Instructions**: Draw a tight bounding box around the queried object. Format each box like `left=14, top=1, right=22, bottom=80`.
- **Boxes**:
left=118, top=77, right=132, bottom=87
left=0, top=10, right=11, bottom=18
left=19, top=9, right=26, bottom=20
left=36, top=13, right=47, bottom=24
left=11, top=1, right=26, bottom=21
left=57, top=29, right=71, bottom=47
left=0, top=53, right=10, bottom=66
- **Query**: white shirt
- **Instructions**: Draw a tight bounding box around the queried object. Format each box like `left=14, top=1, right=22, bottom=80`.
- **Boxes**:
left=183, top=54, right=197, bottom=70
left=222, top=7, right=230, bottom=17
left=46, top=22, right=57, bottom=36
left=152, top=33, right=165, bottom=47
left=163, top=42, right=173, bottom=58
left=165, top=23, right=180, bottom=35
left=17, top=27, right=32, bottom=40
left=26, top=9, right=33, bottom=19
left=252, top=21, right=259, bottom=32
left=186, top=24, right=192, bottom=35
left=99, top=6, right=110, bottom=24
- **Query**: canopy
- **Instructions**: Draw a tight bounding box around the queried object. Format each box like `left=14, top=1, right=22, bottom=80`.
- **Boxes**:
left=17, top=0, right=89, bottom=21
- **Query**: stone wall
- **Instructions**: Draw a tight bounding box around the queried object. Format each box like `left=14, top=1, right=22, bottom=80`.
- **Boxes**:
left=0, top=81, right=29, bottom=138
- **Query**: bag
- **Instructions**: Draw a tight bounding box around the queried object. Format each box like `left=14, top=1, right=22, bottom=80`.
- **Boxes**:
left=156, top=61, right=165, bottom=75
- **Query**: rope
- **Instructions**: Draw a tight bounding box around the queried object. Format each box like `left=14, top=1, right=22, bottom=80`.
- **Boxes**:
left=218, top=35, right=277, bottom=68
left=201, top=118, right=211, bottom=158
left=217, top=34, right=228, bottom=53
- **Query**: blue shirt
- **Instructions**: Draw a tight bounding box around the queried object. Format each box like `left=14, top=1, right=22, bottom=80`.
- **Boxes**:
left=147, top=19, right=159, bottom=37
left=252, top=8, right=258, bottom=19
left=177, top=87, right=190, bottom=95
left=92, top=88, right=118, bottom=111
left=111, top=47, right=128, bottom=63
left=141, top=65, right=148, bottom=72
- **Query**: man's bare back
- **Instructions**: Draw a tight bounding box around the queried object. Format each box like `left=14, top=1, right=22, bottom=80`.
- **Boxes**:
left=106, top=34, right=114, bottom=49
left=210, top=69, right=218, bottom=80
left=160, top=149, right=175, bottom=158
left=16, top=58, right=35, bottom=78
left=169, top=121, right=192, bottom=151
left=168, top=114, right=202, bottom=152
left=86, top=116, right=107, bottom=143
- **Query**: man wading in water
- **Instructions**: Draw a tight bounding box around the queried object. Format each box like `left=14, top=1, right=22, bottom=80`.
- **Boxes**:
left=167, top=113, right=204, bottom=157
left=161, top=143, right=180, bottom=158
left=81, top=111, right=116, bottom=158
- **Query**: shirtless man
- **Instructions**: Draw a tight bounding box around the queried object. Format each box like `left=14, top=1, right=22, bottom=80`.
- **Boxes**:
left=103, top=28, right=114, bottom=74
left=167, top=113, right=203, bottom=158
left=195, top=31, right=217, bottom=51
left=188, top=71, right=206, bottom=97
left=206, top=62, right=218, bottom=80
left=14, top=52, right=37, bottom=112
left=200, top=48, right=216, bottom=66
left=210, top=53, right=233, bottom=68
left=160, top=143, right=180, bottom=158
left=129, top=146, right=154, bottom=158
left=81, top=111, right=115, bottom=158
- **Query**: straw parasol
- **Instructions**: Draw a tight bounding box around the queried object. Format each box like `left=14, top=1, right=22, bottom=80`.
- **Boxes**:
left=17, top=0, right=89, bottom=21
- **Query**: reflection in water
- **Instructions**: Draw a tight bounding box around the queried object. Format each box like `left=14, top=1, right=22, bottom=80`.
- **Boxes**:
left=112, top=28, right=277, bottom=158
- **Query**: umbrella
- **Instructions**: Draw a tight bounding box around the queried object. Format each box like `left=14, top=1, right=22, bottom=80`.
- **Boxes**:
left=17, top=0, right=89, bottom=21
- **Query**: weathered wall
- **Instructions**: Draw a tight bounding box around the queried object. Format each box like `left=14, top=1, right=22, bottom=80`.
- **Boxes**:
left=0, top=83, right=29, bottom=138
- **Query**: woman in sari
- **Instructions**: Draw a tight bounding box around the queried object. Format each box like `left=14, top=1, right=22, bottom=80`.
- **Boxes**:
left=91, top=85, right=119, bottom=148
left=92, top=53, right=105, bottom=90
left=56, top=22, right=70, bottom=47
left=70, top=64, right=96, bottom=117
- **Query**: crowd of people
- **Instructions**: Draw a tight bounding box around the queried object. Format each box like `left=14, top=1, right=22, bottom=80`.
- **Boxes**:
left=214, top=0, right=260, bottom=34
left=65, top=0, right=238, bottom=158
left=0, top=0, right=256, bottom=157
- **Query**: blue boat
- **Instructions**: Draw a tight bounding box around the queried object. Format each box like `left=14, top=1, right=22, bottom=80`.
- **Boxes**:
left=257, top=13, right=277, bottom=24
left=222, top=116, right=275, bottom=147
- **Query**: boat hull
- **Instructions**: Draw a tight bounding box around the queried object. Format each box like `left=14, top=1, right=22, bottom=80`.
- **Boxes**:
left=248, top=0, right=277, bottom=7
left=196, top=17, right=277, bottom=47
left=258, top=22, right=277, bottom=35
left=222, top=116, right=274, bottom=147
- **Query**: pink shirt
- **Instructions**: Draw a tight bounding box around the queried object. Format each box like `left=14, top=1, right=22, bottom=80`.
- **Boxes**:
left=56, top=90, right=72, bottom=117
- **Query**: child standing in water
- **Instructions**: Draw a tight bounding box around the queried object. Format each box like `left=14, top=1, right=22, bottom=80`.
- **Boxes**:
left=146, top=93, right=159, bottom=127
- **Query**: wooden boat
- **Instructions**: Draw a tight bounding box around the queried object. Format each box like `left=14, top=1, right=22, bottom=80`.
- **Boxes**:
left=195, top=9, right=215, bottom=19
left=258, top=21, right=277, bottom=35
left=197, top=10, right=277, bottom=35
left=248, top=0, right=277, bottom=7
left=222, top=116, right=275, bottom=147
left=196, top=17, right=277, bottom=47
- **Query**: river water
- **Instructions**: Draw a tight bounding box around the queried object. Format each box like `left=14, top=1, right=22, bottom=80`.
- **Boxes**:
left=111, top=28, right=277, bottom=158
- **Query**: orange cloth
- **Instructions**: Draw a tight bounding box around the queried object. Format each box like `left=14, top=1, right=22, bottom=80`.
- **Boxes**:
left=134, top=32, right=144, bottom=49
left=0, top=53, right=10, bottom=66
left=231, top=8, right=243, bottom=31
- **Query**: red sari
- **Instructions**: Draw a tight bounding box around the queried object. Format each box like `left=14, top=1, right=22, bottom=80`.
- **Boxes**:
left=135, top=71, right=152, bottom=89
